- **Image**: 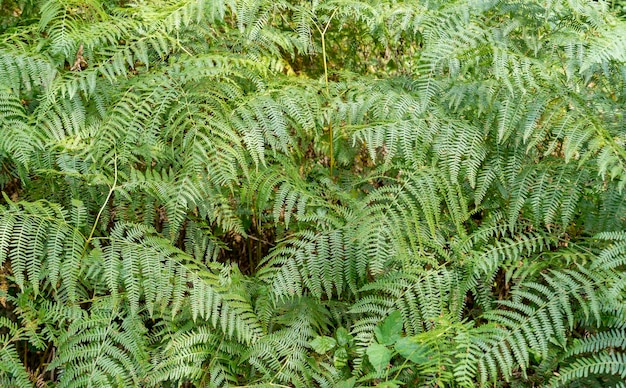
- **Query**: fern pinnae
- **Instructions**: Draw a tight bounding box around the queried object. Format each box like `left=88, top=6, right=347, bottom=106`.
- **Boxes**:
left=0, top=0, right=625, bottom=386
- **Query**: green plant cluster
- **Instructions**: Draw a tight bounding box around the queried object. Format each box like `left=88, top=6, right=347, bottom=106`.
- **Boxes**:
left=0, top=0, right=625, bottom=387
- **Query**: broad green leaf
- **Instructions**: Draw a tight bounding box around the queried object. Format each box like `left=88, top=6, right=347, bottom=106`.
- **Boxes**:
left=334, top=347, right=349, bottom=368
left=394, top=337, right=429, bottom=364
left=374, top=310, right=403, bottom=345
left=336, top=377, right=357, bottom=388
left=376, top=382, right=401, bottom=388
left=336, top=327, right=352, bottom=347
left=367, top=343, right=392, bottom=374
left=310, top=336, right=337, bottom=354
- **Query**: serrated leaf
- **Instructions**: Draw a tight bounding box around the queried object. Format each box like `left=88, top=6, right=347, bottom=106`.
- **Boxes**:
left=374, top=310, right=403, bottom=345
left=376, top=382, right=401, bottom=388
left=336, top=327, right=352, bottom=347
left=310, top=335, right=337, bottom=354
left=394, top=337, right=429, bottom=364
left=334, top=346, right=348, bottom=368
left=336, top=377, right=357, bottom=388
left=367, top=343, right=392, bottom=374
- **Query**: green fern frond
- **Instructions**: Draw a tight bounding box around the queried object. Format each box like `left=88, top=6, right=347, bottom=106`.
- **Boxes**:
left=0, top=317, right=32, bottom=388
left=459, top=267, right=611, bottom=385
left=148, top=323, right=245, bottom=386
left=593, top=231, right=626, bottom=270
left=48, top=298, right=149, bottom=388
left=0, top=198, right=87, bottom=298
left=260, top=229, right=353, bottom=300
left=550, top=352, right=626, bottom=388
left=0, top=92, right=37, bottom=173
left=0, top=0, right=624, bottom=387
left=0, top=50, right=56, bottom=93
left=244, top=296, right=331, bottom=387
left=565, top=329, right=626, bottom=357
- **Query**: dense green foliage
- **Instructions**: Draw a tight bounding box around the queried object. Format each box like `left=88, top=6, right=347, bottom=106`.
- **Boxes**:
left=0, top=0, right=625, bottom=386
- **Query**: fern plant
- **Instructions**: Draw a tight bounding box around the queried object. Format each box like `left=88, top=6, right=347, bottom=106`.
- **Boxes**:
left=0, top=0, right=625, bottom=387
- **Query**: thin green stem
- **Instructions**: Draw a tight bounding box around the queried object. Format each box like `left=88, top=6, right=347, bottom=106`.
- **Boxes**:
left=316, top=9, right=337, bottom=176
left=86, top=154, right=118, bottom=246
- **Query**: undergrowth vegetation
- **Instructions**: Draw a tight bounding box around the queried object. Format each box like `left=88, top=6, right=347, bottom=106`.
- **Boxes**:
left=0, top=0, right=625, bottom=386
